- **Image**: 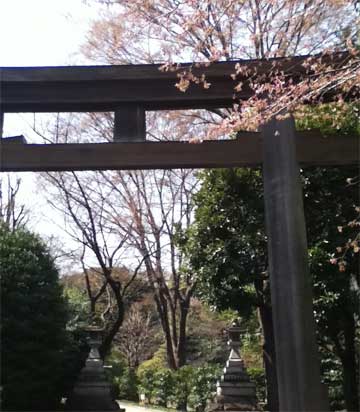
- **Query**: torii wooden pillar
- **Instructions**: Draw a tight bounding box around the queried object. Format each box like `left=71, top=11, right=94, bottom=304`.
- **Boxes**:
left=1, top=55, right=358, bottom=411
left=262, top=116, right=328, bottom=410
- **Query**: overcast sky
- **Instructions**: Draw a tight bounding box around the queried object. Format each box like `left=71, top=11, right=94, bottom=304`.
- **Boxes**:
left=1, top=0, right=102, bottom=269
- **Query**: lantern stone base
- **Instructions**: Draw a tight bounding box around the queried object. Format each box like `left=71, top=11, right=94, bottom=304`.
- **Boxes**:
left=65, top=328, right=122, bottom=412
left=65, top=357, right=120, bottom=411
left=213, top=373, right=259, bottom=412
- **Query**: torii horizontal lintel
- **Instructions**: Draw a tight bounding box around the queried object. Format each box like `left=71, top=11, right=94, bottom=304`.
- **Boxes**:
left=0, top=131, right=357, bottom=172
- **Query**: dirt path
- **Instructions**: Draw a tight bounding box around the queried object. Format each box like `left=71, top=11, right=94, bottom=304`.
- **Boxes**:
left=118, top=400, right=169, bottom=412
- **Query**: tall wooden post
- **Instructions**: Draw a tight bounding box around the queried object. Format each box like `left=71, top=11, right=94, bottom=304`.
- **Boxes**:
left=0, top=111, right=3, bottom=138
left=262, top=116, right=328, bottom=411
left=114, top=105, right=146, bottom=142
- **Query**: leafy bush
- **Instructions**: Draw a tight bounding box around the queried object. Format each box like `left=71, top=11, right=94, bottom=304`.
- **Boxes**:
left=187, top=365, right=220, bottom=412
left=63, top=286, right=92, bottom=329
left=105, top=350, right=139, bottom=401
left=171, top=366, right=194, bottom=410
left=137, top=367, right=158, bottom=402
left=137, top=361, right=220, bottom=411
left=137, top=345, right=168, bottom=374
left=154, top=369, right=175, bottom=407
left=319, top=346, right=346, bottom=411
left=0, top=225, right=69, bottom=411
left=247, top=367, right=266, bottom=405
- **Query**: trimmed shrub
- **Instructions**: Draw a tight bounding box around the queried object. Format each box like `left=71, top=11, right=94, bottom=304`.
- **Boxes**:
left=0, top=225, right=69, bottom=411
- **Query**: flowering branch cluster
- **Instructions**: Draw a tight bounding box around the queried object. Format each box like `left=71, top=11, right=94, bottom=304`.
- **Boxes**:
left=331, top=204, right=360, bottom=272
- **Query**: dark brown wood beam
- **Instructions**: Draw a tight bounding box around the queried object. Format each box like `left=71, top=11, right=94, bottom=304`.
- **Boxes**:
left=0, top=132, right=357, bottom=172
left=0, top=53, right=349, bottom=113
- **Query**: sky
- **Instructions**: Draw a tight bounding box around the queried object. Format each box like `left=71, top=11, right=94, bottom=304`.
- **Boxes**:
left=0, top=0, right=99, bottom=66
left=1, top=0, right=103, bottom=270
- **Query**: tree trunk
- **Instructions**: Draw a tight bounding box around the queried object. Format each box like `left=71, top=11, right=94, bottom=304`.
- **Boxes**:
left=258, top=302, right=279, bottom=412
left=99, top=280, right=124, bottom=359
left=154, top=290, right=178, bottom=369
left=339, top=316, right=359, bottom=412
left=177, top=298, right=190, bottom=368
left=165, top=333, right=178, bottom=370
left=341, top=353, right=359, bottom=412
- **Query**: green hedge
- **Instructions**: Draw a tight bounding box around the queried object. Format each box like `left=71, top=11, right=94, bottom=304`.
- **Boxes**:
left=137, top=363, right=221, bottom=411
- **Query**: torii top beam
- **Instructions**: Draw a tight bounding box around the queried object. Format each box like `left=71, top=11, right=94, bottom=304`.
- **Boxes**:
left=0, top=53, right=347, bottom=113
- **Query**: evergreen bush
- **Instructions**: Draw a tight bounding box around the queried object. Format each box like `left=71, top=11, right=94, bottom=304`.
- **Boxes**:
left=0, top=225, right=69, bottom=411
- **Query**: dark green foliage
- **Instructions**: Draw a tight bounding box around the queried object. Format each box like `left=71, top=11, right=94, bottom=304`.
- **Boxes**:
left=0, top=225, right=69, bottom=411
left=247, top=368, right=266, bottom=405
left=306, top=191, right=359, bottom=412
left=295, top=106, right=359, bottom=411
left=137, top=362, right=220, bottom=411
left=186, top=365, right=221, bottom=412
left=296, top=103, right=360, bottom=136
left=185, top=303, right=228, bottom=366
left=106, top=351, right=139, bottom=401
left=137, top=348, right=171, bottom=406
left=186, top=165, right=359, bottom=410
left=61, top=327, right=89, bottom=399
left=171, top=366, right=194, bottom=410
left=183, top=167, right=266, bottom=315
left=180, top=167, right=278, bottom=410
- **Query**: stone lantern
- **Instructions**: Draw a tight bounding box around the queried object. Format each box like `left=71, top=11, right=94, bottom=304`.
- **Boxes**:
left=65, top=326, right=121, bottom=411
left=213, top=319, right=259, bottom=412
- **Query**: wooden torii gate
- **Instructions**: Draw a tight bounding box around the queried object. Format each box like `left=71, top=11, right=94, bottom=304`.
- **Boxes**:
left=0, top=55, right=358, bottom=412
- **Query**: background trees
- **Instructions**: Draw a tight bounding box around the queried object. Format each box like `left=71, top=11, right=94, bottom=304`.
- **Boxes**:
left=0, top=175, right=29, bottom=231
left=87, top=0, right=358, bottom=131
left=304, top=165, right=359, bottom=412
left=99, top=168, right=198, bottom=369
left=36, top=110, right=200, bottom=368
left=0, top=225, right=68, bottom=411
left=89, top=0, right=356, bottom=61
